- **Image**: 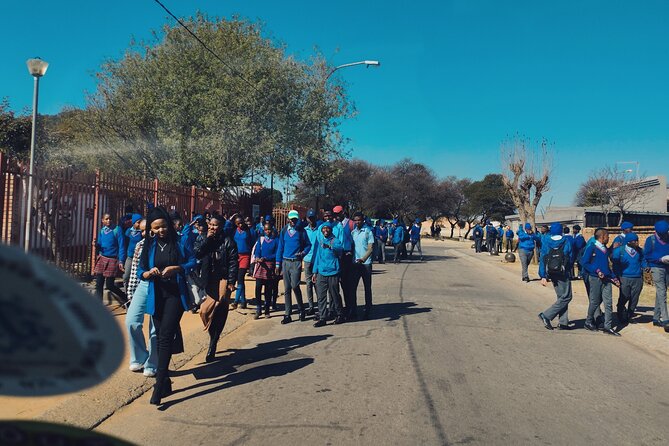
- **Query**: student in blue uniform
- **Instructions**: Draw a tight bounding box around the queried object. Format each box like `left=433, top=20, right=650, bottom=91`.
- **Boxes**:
left=351, top=212, right=375, bottom=320
left=572, top=225, right=586, bottom=279
left=473, top=222, right=484, bottom=253
left=252, top=223, right=279, bottom=320
left=583, top=228, right=621, bottom=336
left=408, top=218, right=423, bottom=261
left=644, top=220, right=669, bottom=328
left=505, top=226, right=515, bottom=253
left=375, top=219, right=388, bottom=263
left=612, top=221, right=634, bottom=249
left=516, top=223, right=537, bottom=282
left=538, top=223, right=573, bottom=330
left=392, top=220, right=405, bottom=264
left=94, top=213, right=127, bottom=305
left=123, top=213, right=144, bottom=291
left=302, top=209, right=320, bottom=317
left=311, top=221, right=345, bottom=326
left=276, top=210, right=312, bottom=324
left=612, top=233, right=644, bottom=325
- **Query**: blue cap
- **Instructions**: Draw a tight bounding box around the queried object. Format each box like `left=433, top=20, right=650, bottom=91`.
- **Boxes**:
left=550, top=223, right=562, bottom=236
left=307, top=209, right=317, bottom=218
left=621, top=221, right=633, bottom=230
left=415, top=218, right=421, bottom=224
left=524, top=223, right=532, bottom=230
left=655, top=220, right=669, bottom=234
left=392, top=219, right=398, bottom=225
left=321, top=221, right=333, bottom=229
left=265, top=214, right=272, bottom=221
left=625, top=233, right=639, bottom=243
left=131, top=213, right=142, bottom=224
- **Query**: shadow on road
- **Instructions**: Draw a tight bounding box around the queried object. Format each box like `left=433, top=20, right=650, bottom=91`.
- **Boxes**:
left=159, top=335, right=331, bottom=410
left=368, top=301, right=432, bottom=322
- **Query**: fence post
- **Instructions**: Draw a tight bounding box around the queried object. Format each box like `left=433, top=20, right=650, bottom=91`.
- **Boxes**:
left=0, top=153, right=5, bottom=238
left=153, top=178, right=159, bottom=207
left=190, top=185, right=196, bottom=220
left=91, top=170, right=100, bottom=277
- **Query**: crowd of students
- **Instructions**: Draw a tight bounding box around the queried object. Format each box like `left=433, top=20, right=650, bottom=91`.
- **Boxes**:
left=92, top=205, right=426, bottom=406
left=470, top=220, right=669, bottom=336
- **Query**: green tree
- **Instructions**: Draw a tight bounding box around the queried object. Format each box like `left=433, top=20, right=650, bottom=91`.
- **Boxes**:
left=0, top=98, right=32, bottom=159
left=463, top=174, right=515, bottom=224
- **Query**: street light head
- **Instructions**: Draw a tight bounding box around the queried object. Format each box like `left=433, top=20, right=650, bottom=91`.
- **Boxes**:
left=26, top=58, right=49, bottom=77
left=364, top=60, right=381, bottom=67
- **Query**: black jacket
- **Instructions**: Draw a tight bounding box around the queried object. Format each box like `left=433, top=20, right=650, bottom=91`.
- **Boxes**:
left=193, top=233, right=238, bottom=287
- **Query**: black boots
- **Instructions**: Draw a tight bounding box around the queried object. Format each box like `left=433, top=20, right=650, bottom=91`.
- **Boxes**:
left=206, top=329, right=221, bottom=363
left=150, top=373, right=172, bottom=406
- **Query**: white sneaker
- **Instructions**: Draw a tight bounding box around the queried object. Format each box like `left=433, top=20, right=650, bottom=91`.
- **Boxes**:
left=143, top=368, right=156, bottom=377
left=129, top=363, right=143, bottom=372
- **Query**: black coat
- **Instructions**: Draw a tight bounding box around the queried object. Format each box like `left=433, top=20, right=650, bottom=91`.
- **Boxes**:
left=193, top=233, right=238, bottom=287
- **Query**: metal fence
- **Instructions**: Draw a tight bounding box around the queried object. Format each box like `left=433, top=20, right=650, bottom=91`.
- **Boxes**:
left=0, top=154, right=255, bottom=280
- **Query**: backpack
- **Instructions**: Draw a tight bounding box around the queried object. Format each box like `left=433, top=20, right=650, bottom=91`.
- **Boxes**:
left=544, top=241, right=567, bottom=276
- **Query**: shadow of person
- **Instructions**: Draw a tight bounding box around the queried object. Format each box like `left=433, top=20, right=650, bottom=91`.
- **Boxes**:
left=367, top=301, right=432, bottom=322
left=161, top=335, right=331, bottom=409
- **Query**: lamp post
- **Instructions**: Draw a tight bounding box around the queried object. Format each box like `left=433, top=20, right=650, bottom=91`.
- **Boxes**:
left=325, top=60, right=380, bottom=81
left=24, top=57, right=49, bottom=252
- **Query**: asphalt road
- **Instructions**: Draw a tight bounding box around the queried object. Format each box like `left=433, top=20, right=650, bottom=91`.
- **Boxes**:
left=97, top=240, right=669, bottom=445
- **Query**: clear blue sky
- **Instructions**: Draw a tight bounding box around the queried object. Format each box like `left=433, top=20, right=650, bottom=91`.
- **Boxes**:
left=3, top=0, right=668, bottom=206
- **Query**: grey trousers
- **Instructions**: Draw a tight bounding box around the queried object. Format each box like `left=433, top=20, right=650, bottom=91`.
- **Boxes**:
left=376, top=239, right=386, bottom=263
left=519, top=249, right=533, bottom=280
left=282, top=259, right=304, bottom=316
left=316, top=274, right=343, bottom=319
left=542, top=275, right=572, bottom=325
left=303, top=261, right=315, bottom=310
left=618, top=277, right=643, bottom=318
left=587, top=276, right=613, bottom=329
left=651, top=267, right=669, bottom=322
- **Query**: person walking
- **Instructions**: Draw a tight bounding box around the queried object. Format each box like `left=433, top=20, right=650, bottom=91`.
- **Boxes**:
left=193, top=214, right=238, bottom=362
left=252, top=223, right=279, bottom=320
left=231, top=216, right=255, bottom=310
left=137, top=207, right=197, bottom=405
left=538, top=223, right=573, bottom=330
left=497, top=225, right=504, bottom=254
left=583, top=228, right=621, bottom=336
left=516, top=223, right=537, bottom=282
left=612, top=233, right=644, bottom=325
left=351, top=212, right=375, bottom=320
left=94, top=213, right=127, bottom=305
left=392, top=220, right=406, bottom=263
left=125, top=218, right=157, bottom=377
left=643, top=220, right=669, bottom=329
left=505, top=226, right=514, bottom=253
left=123, top=214, right=144, bottom=291
left=375, top=219, right=388, bottom=263
left=312, top=222, right=345, bottom=326
left=485, top=222, right=497, bottom=255
left=302, top=209, right=320, bottom=317
left=276, top=210, right=312, bottom=324
left=473, top=222, right=484, bottom=253
left=408, top=218, right=423, bottom=261
left=571, top=225, right=586, bottom=279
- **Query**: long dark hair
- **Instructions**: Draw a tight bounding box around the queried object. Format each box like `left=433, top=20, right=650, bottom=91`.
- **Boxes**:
left=140, top=206, right=180, bottom=272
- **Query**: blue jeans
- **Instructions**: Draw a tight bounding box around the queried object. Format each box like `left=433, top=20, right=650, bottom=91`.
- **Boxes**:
left=125, top=281, right=157, bottom=372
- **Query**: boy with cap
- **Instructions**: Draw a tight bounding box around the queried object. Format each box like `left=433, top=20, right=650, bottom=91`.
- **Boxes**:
left=276, top=210, right=312, bottom=324
left=612, top=233, right=644, bottom=324
left=538, top=223, right=573, bottom=330
left=643, top=220, right=669, bottom=328
left=582, top=228, right=621, bottom=336
left=612, top=221, right=634, bottom=249
left=517, top=223, right=537, bottom=282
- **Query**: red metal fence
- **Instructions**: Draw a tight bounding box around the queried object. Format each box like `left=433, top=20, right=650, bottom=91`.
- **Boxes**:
left=0, top=154, right=256, bottom=280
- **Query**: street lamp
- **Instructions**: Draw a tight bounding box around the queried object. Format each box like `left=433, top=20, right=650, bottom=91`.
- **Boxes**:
left=24, top=57, right=49, bottom=252
left=325, top=60, right=381, bottom=81
left=615, top=161, right=639, bottom=180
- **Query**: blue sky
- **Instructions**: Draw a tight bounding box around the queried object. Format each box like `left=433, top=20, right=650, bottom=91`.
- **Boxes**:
left=3, top=1, right=668, bottom=206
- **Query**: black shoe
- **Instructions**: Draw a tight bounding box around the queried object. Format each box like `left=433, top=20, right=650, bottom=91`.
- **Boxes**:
left=603, top=328, right=621, bottom=337
left=149, top=385, right=162, bottom=405
left=362, top=310, right=371, bottom=320
left=313, top=319, right=326, bottom=328
left=522, top=277, right=530, bottom=283
left=254, top=311, right=260, bottom=320
left=265, top=308, right=271, bottom=318
left=333, top=316, right=346, bottom=325
left=240, top=303, right=247, bottom=310
left=299, top=311, right=306, bottom=322
left=162, top=378, right=172, bottom=397
left=306, top=307, right=315, bottom=316
left=557, top=324, right=571, bottom=330
left=653, top=319, right=661, bottom=327
left=281, top=316, right=292, bottom=324
left=584, top=321, right=597, bottom=331
left=538, top=313, right=554, bottom=330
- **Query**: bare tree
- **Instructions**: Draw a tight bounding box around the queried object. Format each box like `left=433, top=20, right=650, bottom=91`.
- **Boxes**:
left=500, top=134, right=553, bottom=229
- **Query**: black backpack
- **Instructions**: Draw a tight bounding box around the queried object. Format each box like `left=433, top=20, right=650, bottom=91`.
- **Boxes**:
left=544, top=241, right=566, bottom=276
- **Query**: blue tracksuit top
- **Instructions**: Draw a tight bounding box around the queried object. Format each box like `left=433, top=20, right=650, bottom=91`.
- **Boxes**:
left=125, top=227, right=143, bottom=260
left=538, top=235, right=572, bottom=279
left=473, top=225, right=483, bottom=239
left=392, top=226, right=405, bottom=244
left=612, top=245, right=644, bottom=278
left=98, top=226, right=125, bottom=260
left=234, top=228, right=255, bottom=254
left=303, top=225, right=320, bottom=263
left=643, top=234, right=669, bottom=269
left=253, top=235, right=278, bottom=261
left=582, top=242, right=615, bottom=278
left=311, top=235, right=343, bottom=276
left=497, top=227, right=504, bottom=238
left=376, top=226, right=388, bottom=242
left=505, top=229, right=514, bottom=239
left=409, top=224, right=421, bottom=241
left=516, top=229, right=536, bottom=252
left=276, top=224, right=311, bottom=265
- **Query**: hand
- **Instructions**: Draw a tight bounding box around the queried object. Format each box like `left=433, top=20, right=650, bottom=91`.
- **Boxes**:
left=597, top=271, right=605, bottom=279
left=275, top=267, right=281, bottom=276
left=142, top=267, right=160, bottom=279
left=612, top=278, right=620, bottom=288
left=226, top=282, right=236, bottom=292
left=540, top=278, right=547, bottom=287
left=312, top=274, right=317, bottom=284
left=207, top=227, right=217, bottom=238
left=356, top=258, right=363, bottom=263
left=644, top=267, right=651, bottom=273
left=612, top=242, right=621, bottom=249
left=119, top=263, right=125, bottom=272
left=160, top=265, right=181, bottom=278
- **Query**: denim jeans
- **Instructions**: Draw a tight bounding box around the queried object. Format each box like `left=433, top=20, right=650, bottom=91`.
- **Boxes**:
left=125, top=281, right=157, bottom=372
left=235, top=267, right=248, bottom=304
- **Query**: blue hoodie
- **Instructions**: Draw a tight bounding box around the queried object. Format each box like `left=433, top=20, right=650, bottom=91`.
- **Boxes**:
left=392, top=225, right=405, bottom=244
left=409, top=224, right=421, bottom=242
left=643, top=234, right=669, bottom=269
left=612, top=245, right=644, bottom=278
left=473, top=225, right=483, bottom=239
left=516, top=228, right=536, bottom=252
left=538, top=235, right=573, bottom=279
left=311, top=234, right=343, bottom=276
left=303, top=224, right=320, bottom=263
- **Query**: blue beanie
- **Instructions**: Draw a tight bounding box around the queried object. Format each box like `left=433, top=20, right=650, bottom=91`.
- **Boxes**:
left=321, top=221, right=333, bottom=229
left=549, top=223, right=562, bottom=236
left=624, top=233, right=639, bottom=243
left=621, top=221, right=633, bottom=230
left=524, top=223, right=532, bottom=230
left=131, top=213, right=142, bottom=224
left=415, top=218, right=421, bottom=224
left=655, top=220, right=669, bottom=234
left=392, top=219, right=398, bottom=225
